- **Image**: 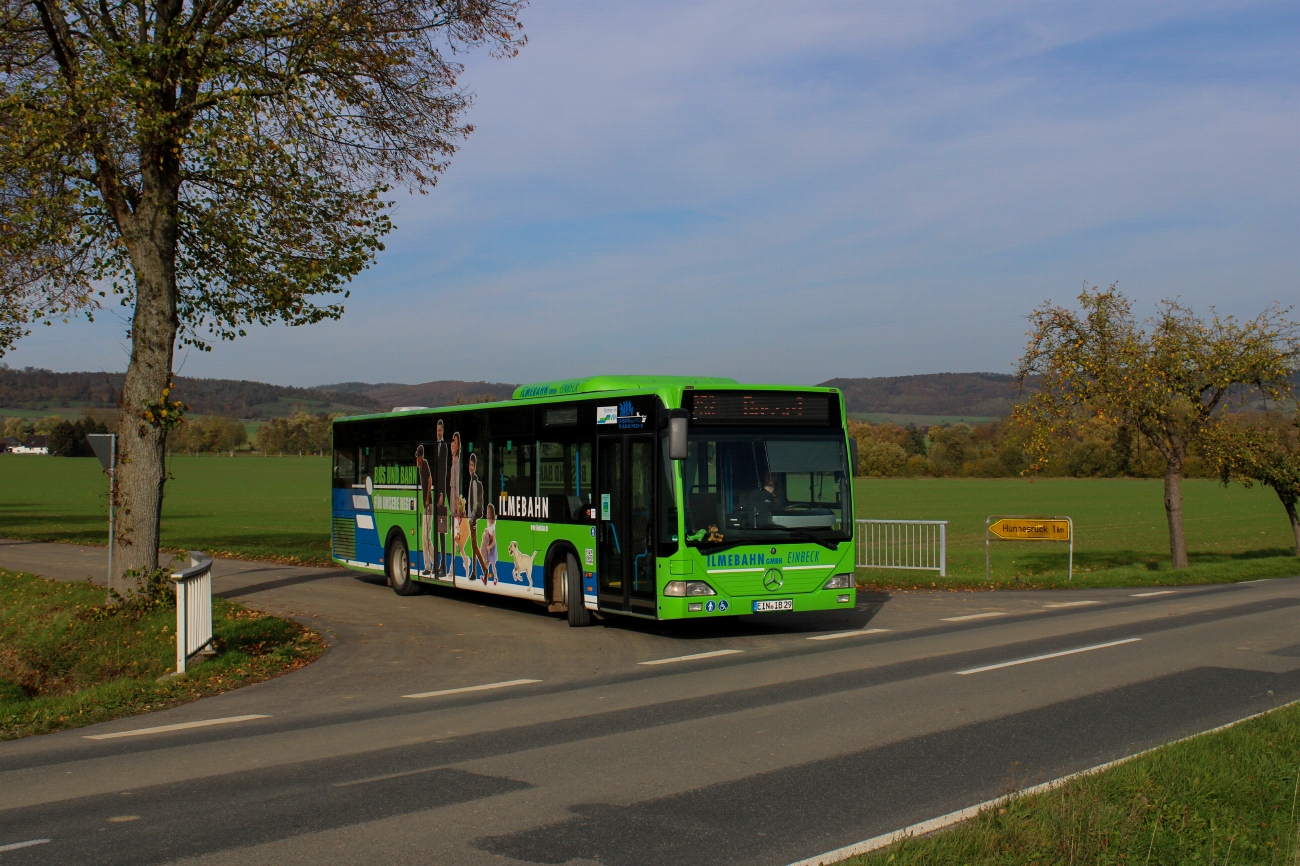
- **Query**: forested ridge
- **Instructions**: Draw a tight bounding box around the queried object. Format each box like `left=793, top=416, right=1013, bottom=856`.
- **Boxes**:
left=0, top=367, right=379, bottom=419
left=818, top=372, right=1036, bottom=417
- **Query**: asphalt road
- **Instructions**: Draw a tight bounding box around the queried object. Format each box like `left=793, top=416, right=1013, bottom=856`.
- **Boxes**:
left=2, top=538, right=1299, bottom=865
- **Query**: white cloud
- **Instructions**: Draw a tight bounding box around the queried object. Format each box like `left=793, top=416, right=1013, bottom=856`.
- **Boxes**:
left=8, top=1, right=1298, bottom=386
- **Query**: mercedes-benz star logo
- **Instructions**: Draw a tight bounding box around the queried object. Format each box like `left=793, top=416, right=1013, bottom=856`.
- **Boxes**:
left=763, top=568, right=784, bottom=591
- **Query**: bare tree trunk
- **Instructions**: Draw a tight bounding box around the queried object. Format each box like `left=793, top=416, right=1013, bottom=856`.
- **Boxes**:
left=1164, top=460, right=1189, bottom=569
left=1285, top=498, right=1300, bottom=557
left=112, top=191, right=179, bottom=596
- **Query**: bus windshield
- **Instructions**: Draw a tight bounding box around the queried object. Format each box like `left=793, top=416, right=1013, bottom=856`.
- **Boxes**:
left=681, top=431, right=851, bottom=546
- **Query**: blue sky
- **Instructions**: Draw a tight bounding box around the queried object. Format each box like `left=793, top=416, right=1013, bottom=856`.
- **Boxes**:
left=9, top=1, right=1299, bottom=387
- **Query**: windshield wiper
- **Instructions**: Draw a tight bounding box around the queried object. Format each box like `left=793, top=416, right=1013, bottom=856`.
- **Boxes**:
left=781, top=528, right=839, bottom=551
left=693, top=539, right=747, bottom=554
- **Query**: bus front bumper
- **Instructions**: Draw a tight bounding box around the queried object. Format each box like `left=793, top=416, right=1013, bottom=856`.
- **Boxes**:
left=656, top=587, right=856, bottom=619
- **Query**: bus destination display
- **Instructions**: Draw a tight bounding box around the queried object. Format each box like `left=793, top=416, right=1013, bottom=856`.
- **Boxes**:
left=687, top=391, right=832, bottom=425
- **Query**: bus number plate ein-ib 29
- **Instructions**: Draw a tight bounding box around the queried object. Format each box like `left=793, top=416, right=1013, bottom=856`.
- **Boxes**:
left=752, top=599, right=793, bottom=613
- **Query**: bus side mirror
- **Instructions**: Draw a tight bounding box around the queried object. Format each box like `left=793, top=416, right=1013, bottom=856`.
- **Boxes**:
left=849, top=437, right=859, bottom=476
left=668, top=410, right=689, bottom=460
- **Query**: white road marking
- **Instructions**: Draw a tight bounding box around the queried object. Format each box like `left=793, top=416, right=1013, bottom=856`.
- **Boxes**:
left=638, top=649, right=743, bottom=666
left=1132, top=590, right=1177, bottom=597
left=1044, top=600, right=1101, bottom=608
left=808, top=628, right=890, bottom=641
left=84, top=715, right=269, bottom=740
left=0, top=839, right=51, bottom=853
left=784, top=699, right=1297, bottom=866
left=941, top=611, right=1007, bottom=622
left=334, top=766, right=445, bottom=788
left=956, top=638, right=1141, bottom=676
left=402, top=679, right=541, bottom=699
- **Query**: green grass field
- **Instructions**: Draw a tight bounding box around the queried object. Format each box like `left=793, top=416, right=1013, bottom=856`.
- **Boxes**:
left=856, top=477, right=1299, bottom=588
left=845, top=700, right=1300, bottom=866
left=1, top=455, right=1297, bottom=583
left=0, top=454, right=331, bottom=563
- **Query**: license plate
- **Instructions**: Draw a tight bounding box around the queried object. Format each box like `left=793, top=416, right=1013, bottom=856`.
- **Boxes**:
left=752, top=599, right=793, bottom=613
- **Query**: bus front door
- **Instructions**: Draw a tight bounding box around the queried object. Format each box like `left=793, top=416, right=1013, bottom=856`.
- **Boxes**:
left=597, top=435, right=656, bottom=616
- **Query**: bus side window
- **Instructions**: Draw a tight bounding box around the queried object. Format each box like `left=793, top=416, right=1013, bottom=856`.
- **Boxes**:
left=537, top=440, right=593, bottom=522
left=358, top=447, right=374, bottom=488
left=659, top=436, right=679, bottom=547
left=333, top=447, right=356, bottom=488
left=494, top=441, right=534, bottom=499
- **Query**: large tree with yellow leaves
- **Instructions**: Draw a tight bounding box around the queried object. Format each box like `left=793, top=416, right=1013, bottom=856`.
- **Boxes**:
left=1015, top=285, right=1298, bottom=569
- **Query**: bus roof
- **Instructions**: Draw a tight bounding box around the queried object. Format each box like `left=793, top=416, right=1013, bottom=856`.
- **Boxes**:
left=334, top=376, right=841, bottom=423
left=512, top=375, right=738, bottom=400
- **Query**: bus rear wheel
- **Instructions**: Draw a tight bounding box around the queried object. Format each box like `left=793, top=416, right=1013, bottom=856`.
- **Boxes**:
left=387, top=537, right=420, bottom=596
left=564, top=552, right=590, bottom=627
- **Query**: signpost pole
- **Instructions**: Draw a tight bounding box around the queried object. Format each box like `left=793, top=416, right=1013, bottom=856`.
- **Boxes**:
left=1067, top=517, right=1073, bottom=582
left=984, top=516, right=992, bottom=581
left=986, top=515, right=1074, bottom=583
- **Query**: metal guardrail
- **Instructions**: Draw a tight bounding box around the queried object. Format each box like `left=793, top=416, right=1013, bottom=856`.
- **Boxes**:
left=172, top=551, right=214, bottom=674
left=856, top=519, right=947, bottom=576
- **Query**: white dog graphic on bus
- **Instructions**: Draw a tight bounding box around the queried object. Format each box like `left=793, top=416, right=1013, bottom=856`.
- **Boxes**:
left=506, top=540, right=537, bottom=587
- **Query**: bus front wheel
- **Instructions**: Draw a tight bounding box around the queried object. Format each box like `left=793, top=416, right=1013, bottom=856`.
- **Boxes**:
left=565, top=552, right=590, bottom=627
left=387, top=537, right=420, bottom=596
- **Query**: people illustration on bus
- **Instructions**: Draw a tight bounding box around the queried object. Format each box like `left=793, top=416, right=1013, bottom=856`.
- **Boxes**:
left=466, top=451, right=491, bottom=580
left=449, top=431, right=463, bottom=578
left=432, top=420, right=449, bottom=577
left=481, top=504, right=498, bottom=584
left=415, top=444, right=434, bottom=576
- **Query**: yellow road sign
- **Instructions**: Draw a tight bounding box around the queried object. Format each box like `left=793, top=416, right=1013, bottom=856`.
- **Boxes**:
left=988, top=518, right=1071, bottom=541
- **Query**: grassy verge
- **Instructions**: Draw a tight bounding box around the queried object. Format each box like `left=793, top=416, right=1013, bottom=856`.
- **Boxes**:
left=0, top=568, right=323, bottom=740
left=844, top=701, right=1300, bottom=866
left=858, top=553, right=1300, bottom=592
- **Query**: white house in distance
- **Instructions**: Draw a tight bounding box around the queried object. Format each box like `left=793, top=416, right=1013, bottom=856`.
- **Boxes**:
left=3, top=435, right=48, bottom=455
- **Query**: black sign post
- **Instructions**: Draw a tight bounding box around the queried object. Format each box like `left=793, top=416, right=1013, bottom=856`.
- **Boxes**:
left=87, top=433, right=117, bottom=590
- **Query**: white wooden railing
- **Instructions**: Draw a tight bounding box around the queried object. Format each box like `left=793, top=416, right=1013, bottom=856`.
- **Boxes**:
left=172, top=551, right=214, bottom=674
left=856, top=519, right=947, bottom=576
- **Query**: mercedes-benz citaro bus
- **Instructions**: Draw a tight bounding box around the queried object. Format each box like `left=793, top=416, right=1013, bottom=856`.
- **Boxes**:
left=330, top=376, right=857, bottom=626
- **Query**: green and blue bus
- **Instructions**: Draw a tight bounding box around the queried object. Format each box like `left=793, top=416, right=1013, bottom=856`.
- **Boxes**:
left=331, top=376, right=856, bottom=625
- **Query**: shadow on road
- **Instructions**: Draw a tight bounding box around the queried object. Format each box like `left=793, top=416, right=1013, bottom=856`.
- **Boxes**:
left=361, top=571, right=892, bottom=641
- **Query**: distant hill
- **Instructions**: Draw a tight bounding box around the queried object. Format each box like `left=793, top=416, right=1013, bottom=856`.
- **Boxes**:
left=322, top=380, right=517, bottom=409
left=0, top=367, right=516, bottom=419
left=7, top=366, right=1291, bottom=423
left=0, top=367, right=380, bottom=420
left=818, top=373, right=1036, bottom=418
left=819, top=370, right=1300, bottom=419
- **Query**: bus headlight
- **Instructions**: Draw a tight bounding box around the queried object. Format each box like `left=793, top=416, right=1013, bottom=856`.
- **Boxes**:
left=664, top=580, right=717, bottom=597
left=823, top=573, right=854, bottom=590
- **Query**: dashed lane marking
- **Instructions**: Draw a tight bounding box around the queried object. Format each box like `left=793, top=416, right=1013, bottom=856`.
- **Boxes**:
left=639, top=649, right=743, bottom=666
left=1043, top=600, right=1101, bottom=608
left=808, top=628, right=891, bottom=641
left=403, top=679, right=541, bottom=699
left=84, top=715, right=270, bottom=740
left=941, top=611, right=1007, bottom=622
left=956, top=637, right=1141, bottom=676
left=1132, top=590, right=1177, bottom=597
left=0, top=840, right=51, bottom=853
